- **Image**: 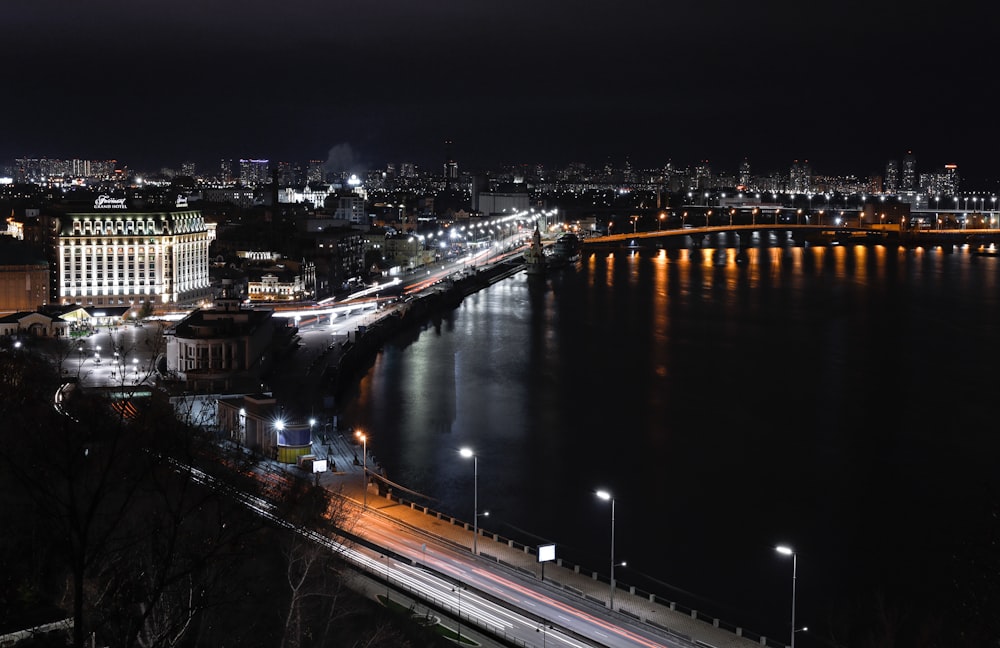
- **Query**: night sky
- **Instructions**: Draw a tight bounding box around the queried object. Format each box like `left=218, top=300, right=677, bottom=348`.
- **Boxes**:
left=4, top=0, right=997, bottom=180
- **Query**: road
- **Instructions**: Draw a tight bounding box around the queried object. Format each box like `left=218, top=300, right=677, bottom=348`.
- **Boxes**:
left=200, top=454, right=685, bottom=648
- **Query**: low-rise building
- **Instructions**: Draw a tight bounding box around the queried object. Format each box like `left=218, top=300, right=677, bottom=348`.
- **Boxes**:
left=246, top=260, right=315, bottom=302
left=0, top=311, right=71, bottom=338
left=164, top=297, right=278, bottom=391
left=216, top=393, right=313, bottom=463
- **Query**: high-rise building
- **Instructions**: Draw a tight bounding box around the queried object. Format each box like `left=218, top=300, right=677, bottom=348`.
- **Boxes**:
left=885, top=160, right=899, bottom=194
left=219, top=159, right=234, bottom=183
left=307, top=160, right=325, bottom=184
left=239, top=159, right=270, bottom=187
left=901, top=151, right=917, bottom=192
left=738, top=159, right=751, bottom=189
left=943, top=164, right=960, bottom=195
left=789, top=160, right=811, bottom=193
left=180, top=161, right=197, bottom=177
left=443, top=140, right=458, bottom=185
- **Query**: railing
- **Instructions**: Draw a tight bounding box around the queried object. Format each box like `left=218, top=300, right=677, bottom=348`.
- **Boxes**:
left=381, top=490, right=783, bottom=648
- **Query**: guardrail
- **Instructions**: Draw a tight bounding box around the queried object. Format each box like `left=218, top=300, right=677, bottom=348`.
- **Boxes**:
left=380, top=490, right=784, bottom=648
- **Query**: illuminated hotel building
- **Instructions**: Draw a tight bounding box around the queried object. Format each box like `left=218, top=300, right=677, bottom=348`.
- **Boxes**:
left=56, top=200, right=212, bottom=307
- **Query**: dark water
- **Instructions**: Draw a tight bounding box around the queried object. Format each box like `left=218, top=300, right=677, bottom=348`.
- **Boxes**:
left=341, top=236, right=1000, bottom=642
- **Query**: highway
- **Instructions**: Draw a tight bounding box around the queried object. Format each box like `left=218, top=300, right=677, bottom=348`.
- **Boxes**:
left=186, top=453, right=687, bottom=648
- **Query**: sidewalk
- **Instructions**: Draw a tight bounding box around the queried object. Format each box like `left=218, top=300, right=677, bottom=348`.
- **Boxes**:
left=298, top=431, right=776, bottom=648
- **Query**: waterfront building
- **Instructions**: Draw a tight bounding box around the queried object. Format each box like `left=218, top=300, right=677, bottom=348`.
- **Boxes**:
left=164, top=297, right=278, bottom=391
left=216, top=392, right=313, bottom=463
left=312, top=228, right=367, bottom=291
left=53, top=201, right=212, bottom=308
left=475, top=191, right=530, bottom=216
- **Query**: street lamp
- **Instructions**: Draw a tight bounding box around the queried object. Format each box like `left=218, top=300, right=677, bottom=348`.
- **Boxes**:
left=459, top=447, right=478, bottom=554
left=595, top=490, right=617, bottom=609
left=776, top=545, right=799, bottom=648
left=356, top=431, right=367, bottom=508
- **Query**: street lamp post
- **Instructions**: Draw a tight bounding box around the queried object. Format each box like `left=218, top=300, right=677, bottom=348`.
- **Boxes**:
left=460, top=447, right=478, bottom=554
left=356, top=431, right=367, bottom=508
left=596, top=490, right=616, bottom=609
left=776, top=546, right=798, bottom=648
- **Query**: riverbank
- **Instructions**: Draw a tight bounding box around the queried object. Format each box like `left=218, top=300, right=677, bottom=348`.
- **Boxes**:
left=330, top=258, right=525, bottom=398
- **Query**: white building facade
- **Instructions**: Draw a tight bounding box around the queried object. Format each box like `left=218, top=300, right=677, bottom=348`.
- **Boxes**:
left=57, top=205, right=212, bottom=307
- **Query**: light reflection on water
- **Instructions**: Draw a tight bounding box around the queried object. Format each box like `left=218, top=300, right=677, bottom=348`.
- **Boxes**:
left=340, top=240, right=1000, bottom=638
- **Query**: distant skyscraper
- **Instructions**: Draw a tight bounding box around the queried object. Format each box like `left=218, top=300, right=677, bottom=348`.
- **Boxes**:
left=71, top=159, right=92, bottom=178
left=239, top=159, right=270, bottom=187
left=276, top=161, right=294, bottom=186
left=181, top=161, right=196, bottom=177
left=443, top=139, right=458, bottom=185
left=219, top=159, right=233, bottom=183
left=885, top=160, right=899, bottom=194
left=307, top=160, right=325, bottom=184
left=943, top=164, right=960, bottom=195
left=738, top=159, right=751, bottom=189
left=789, top=160, right=811, bottom=193
left=694, top=160, right=712, bottom=189
left=901, top=151, right=916, bottom=192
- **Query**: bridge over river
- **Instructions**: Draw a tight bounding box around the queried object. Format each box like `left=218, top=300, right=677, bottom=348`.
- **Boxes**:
left=582, top=223, right=1000, bottom=250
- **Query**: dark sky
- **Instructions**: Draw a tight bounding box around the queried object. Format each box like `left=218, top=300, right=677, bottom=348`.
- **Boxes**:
left=3, top=0, right=997, bottom=182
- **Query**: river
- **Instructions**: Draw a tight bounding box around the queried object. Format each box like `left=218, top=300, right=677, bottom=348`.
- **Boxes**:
left=340, top=235, right=1000, bottom=643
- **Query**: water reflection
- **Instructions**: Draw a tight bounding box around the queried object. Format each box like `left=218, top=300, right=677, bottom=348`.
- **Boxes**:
left=339, top=242, right=1000, bottom=639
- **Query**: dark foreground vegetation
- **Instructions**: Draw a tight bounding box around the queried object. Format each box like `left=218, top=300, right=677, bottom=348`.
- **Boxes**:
left=0, top=349, right=452, bottom=648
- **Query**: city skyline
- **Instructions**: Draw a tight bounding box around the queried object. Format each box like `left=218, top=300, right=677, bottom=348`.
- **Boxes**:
left=4, top=2, right=998, bottom=184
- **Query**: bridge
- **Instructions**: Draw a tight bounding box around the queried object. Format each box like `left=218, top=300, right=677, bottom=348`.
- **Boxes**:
left=582, top=223, right=1000, bottom=249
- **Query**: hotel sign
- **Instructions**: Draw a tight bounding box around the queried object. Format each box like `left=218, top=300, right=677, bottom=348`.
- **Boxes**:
left=94, top=195, right=128, bottom=210
left=175, top=195, right=188, bottom=208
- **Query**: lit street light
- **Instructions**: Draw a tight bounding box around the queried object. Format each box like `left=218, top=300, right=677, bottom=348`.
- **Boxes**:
left=460, top=447, right=479, bottom=554
left=775, top=545, right=801, bottom=648
left=595, top=489, right=617, bottom=609
left=356, top=431, right=368, bottom=508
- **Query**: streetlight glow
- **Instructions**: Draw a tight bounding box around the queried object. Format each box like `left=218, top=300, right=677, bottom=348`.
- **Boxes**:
left=775, top=545, right=798, bottom=648
left=356, top=431, right=367, bottom=508
left=460, top=447, right=479, bottom=554
left=595, top=489, right=617, bottom=609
